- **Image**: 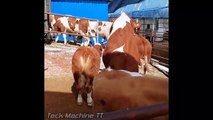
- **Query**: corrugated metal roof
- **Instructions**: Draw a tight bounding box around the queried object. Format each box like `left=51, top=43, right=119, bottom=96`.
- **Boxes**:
left=108, top=0, right=143, bottom=13
left=108, top=0, right=168, bottom=18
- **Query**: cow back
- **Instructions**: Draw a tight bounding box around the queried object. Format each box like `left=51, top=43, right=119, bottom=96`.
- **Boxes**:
left=72, top=46, right=100, bottom=77
left=93, top=70, right=168, bottom=112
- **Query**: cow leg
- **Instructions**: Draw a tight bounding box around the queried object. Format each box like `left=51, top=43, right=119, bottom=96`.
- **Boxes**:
left=144, top=56, right=149, bottom=73
left=86, top=38, right=91, bottom=46
left=87, top=91, right=93, bottom=106
left=84, top=37, right=90, bottom=46
left=140, top=58, right=145, bottom=74
left=81, top=37, right=90, bottom=46
left=49, top=28, right=54, bottom=41
left=85, top=78, right=93, bottom=107
left=93, top=37, right=97, bottom=45
left=67, top=35, right=71, bottom=44
left=73, top=36, right=76, bottom=45
left=54, top=35, right=59, bottom=44
left=77, top=93, right=83, bottom=106
left=101, top=38, right=105, bottom=43
left=63, top=34, right=67, bottom=45
left=73, top=73, right=84, bottom=105
left=76, top=36, right=83, bottom=45
left=79, top=30, right=91, bottom=46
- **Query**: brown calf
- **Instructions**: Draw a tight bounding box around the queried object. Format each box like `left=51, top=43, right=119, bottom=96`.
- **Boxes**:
left=72, top=46, right=101, bottom=106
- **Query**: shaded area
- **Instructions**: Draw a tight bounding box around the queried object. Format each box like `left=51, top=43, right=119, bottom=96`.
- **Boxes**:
left=92, top=103, right=168, bottom=120
left=44, top=43, right=168, bottom=120
left=45, top=91, right=106, bottom=120
left=103, top=52, right=139, bottom=72
left=152, top=41, right=168, bottom=65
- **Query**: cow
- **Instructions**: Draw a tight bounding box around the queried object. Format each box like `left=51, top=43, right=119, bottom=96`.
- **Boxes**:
left=103, top=52, right=139, bottom=72
left=47, top=14, right=80, bottom=45
left=93, top=44, right=104, bottom=57
left=47, top=14, right=64, bottom=31
left=93, top=70, right=168, bottom=119
left=102, top=12, right=152, bottom=74
left=51, top=16, right=79, bottom=45
left=48, top=14, right=98, bottom=46
left=71, top=45, right=102, bottom=106
left=97, top=21, right=113, bottom=45
left=47, top=14, right=64, bottom=40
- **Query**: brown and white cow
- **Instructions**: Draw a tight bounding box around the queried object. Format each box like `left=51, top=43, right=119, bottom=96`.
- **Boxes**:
left=48, top=14, right=98, bottom=46
left=71, top=45, right=102, bottom=106
left=48, top=14, right=79, bottom=44
left=93, top=70, right=168, bottom=114
left=103, top=12, right=152, bottom=74
left=97, top=21, right=113, bottom=45
left=51, top=16, right=78, bottom=45
left=47, top=14, right=64, bottom=39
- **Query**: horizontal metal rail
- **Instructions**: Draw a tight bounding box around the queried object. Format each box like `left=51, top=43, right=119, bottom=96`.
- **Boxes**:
left=151, top=59, right=169, bottom=67
left=91, top=103, right=168, bottom=120
left=44, top=30, right=97, bottom=38
left=152, top=54, right=169, bottom=61
left=153, top=47, right=169, bottom=52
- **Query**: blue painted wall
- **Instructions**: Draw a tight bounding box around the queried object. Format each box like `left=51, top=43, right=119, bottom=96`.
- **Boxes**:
left=51, top=0, right=108, bottom=45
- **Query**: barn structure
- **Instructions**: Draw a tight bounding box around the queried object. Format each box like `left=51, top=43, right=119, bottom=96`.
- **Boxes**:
left=108, top=0, right=169, bottom=68
left=44, top=0, right=109, bottom=44
left=108, top=0, right=169, bottom=42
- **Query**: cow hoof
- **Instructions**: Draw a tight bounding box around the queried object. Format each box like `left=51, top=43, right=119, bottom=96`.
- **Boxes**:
left=77, top=102, right=83, bottom=106
left=87, top=97, right=93, bottom=107
left=87, top=103, right=93, bottom=107
left=87, top=102, right=93, bottom=107
left=77, top=95, right=83, bottom=105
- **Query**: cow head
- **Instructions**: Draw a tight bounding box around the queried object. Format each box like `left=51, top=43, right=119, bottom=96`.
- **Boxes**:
left=131, top=20, right=142, bottom=34
left=93, top=44, right=104, bottom=57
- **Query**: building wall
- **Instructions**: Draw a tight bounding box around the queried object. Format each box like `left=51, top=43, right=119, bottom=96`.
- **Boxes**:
left=137, top=18, right=169, bottom=41
left=44, top=0, right=51, bottom=31
left=155, top=19, right=169, bottom=41
left=51, top=0, right=108, bottom=21
left=50, top=0, right=108, bottom=43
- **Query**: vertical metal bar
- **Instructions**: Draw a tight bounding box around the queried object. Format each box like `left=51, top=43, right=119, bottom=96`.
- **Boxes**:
left=152, top=17, right=155, bottom=46
left=44, top=0, right=47, bottom=31
left=136, top=18, right=139, bottom=23
left=97, top=20, right=99, bottom=45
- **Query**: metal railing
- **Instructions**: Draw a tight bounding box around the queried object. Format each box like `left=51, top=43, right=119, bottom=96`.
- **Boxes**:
left=70, top=103, right=168, bottom=120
